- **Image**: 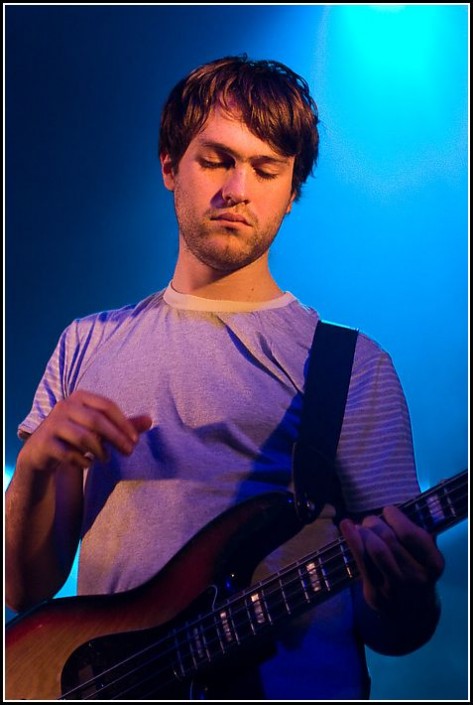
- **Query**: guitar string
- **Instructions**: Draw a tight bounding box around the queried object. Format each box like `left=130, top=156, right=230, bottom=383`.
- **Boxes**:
left=60, top=479, right=467, bottom=700
left=66, top=550, right=360, bottom=700
left=59, top=479, right=467, bottom=700
left=59, top=535, right=360, bottom=700
left=108, top=564, right=360, bottom=700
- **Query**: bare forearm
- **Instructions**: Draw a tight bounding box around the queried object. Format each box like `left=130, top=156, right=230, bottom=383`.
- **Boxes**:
left=5, top=458, right=82, bottom=612
left=5, top=393, right=151, bottom=612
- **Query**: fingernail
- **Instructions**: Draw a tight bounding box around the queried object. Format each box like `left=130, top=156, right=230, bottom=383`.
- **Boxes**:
left=340, top=518, right=356, bottom=536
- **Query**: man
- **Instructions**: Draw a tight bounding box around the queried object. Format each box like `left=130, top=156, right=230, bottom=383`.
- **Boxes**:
left=6, top=55, right=444, bottom=700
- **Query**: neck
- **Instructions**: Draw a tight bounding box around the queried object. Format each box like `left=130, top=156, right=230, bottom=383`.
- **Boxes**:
left=172, top=251, right=283, bottom=302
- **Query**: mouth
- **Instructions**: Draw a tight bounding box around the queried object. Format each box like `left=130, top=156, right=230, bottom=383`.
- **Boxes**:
left=210, top=212, right=251, bottom=226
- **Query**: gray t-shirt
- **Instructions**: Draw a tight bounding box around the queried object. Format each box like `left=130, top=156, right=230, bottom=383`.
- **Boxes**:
left=19, top=286, right=419, bottom=699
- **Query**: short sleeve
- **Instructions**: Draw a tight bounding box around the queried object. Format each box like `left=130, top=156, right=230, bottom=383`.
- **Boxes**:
left=336, top=333, right=420, bottom=513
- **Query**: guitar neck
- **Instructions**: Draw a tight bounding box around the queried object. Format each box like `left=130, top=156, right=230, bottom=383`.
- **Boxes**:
left=172, top=469, right=468, bottom=678
left=397, top=470, right=469, bottom=536
left=11, top=469, right=464, bottom=700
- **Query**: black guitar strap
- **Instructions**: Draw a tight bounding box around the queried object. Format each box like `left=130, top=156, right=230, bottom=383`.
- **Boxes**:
left=292, top=320, right=359, bottom=524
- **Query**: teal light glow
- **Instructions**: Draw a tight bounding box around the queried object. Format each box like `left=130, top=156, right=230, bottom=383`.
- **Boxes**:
left=304, top=3, right=467, bottom=202
left=337, top=4, right=441, bottom=77
left=5, top=465, right=13, bottom=489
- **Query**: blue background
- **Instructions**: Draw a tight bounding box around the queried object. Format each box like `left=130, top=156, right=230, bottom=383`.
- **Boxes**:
left=5, top=4, right=468, bottom=699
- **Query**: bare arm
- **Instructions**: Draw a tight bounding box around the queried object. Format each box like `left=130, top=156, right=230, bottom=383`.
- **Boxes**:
left=340, top=506, right=445, bottom=656
left=5, top=390, right=152, bottom=612
left=5, top=451, right=84, bottom=612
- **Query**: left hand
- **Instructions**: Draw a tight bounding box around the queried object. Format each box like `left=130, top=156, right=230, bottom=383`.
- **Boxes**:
left=339, top=506, right=445, bottom=614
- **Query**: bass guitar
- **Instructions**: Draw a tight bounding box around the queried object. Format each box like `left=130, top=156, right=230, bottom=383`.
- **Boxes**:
left=5, top=468, right=468, bottom=700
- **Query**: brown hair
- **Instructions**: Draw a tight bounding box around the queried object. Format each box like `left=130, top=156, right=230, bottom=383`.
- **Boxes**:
left=159, top=55, right=319, bottom=200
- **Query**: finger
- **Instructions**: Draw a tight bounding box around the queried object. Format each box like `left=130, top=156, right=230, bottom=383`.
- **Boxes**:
left=81, top=412, right=152, bottom=458
left=46, top=436, right=100, bottom=471
left=382, top=506, right=445, bottom=578
left=360, top=514, right=436, bottom=586
left=339, top=518, right=370, bottom=579
left=61, top=400, right=136, bottom=456
left=357, top=524, right=407, bottom=584
left=359, top=512, right=444, bottom=595
left=360, top=515, right=409, bottom=572
left=71, top=390, right=140, bottom=444
left=53, top=418, right=110, bottom=463
left=80, top=411, right=153, bottom=455
left=340, top=517, right=405, bottom=609
left=129, top=414, right=153, bottom=434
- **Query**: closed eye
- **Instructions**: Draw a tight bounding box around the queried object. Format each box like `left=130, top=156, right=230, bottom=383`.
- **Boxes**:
left=199, top=158, right=231, bottom=170
left=199, top=158, right=278, bottom=181
left=254, top=168, right=278, bottom=181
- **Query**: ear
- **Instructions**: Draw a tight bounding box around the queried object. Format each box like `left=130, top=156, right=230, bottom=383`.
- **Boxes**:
left=160, top=153, right=176, bottom=191
left=285, top=191, right=297, bottom=215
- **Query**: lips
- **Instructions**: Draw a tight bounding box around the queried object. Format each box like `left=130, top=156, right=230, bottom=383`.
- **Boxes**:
left=210, top=212, right=250, bottom=226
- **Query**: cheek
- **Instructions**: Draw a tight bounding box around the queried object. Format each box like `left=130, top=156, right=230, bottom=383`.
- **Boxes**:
left=263, top=190, right=294, bottom=220
left=177, top=170, right=216, bottom=203
left=174, top=180, right=210, bottom=222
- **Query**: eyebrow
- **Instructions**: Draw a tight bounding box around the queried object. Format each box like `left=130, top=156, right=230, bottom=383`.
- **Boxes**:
left=196, top=139, right=291, bottom=165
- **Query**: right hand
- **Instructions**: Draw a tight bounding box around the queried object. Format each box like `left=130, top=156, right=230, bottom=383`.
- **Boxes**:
left=18, top=390, right=152, bottom=474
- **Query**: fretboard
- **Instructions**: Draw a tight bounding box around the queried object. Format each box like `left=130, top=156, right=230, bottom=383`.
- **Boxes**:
left=171, top=469, right=468, bottom=677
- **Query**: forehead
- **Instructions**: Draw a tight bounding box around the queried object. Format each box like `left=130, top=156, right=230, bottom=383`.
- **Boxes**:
left=191, top=106, right=290, bottom=162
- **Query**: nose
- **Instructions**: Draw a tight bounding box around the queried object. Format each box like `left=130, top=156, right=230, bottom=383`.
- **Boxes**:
left=221, top=166, right=249, bottom=205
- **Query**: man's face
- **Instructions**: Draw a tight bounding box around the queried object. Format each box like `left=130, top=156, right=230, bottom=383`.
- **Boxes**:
left=161, top=106, right=296, bottom=273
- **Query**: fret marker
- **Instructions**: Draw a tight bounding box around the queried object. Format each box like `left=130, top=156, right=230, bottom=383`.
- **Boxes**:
left=219, top=610, right=233, bottom=643
left=426, top=493, right=447, bottom=524
left=305, top=561, right=323, bottom=592
left=341, top=543, right=354, bottom=578
left=251, top=592, right=266, bottom=624
left=191, top=626, right=205, bottom=661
